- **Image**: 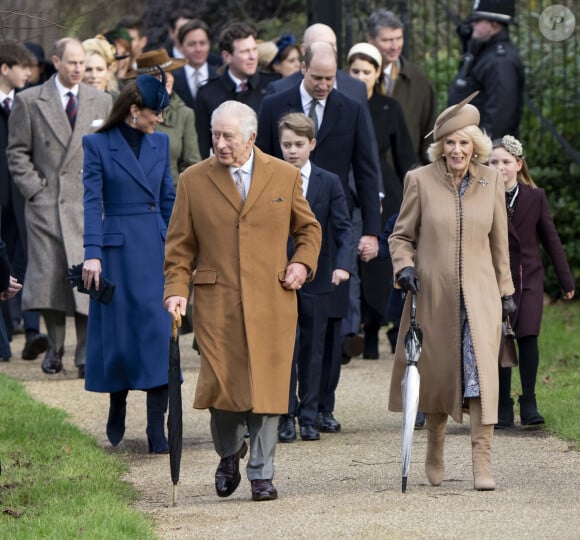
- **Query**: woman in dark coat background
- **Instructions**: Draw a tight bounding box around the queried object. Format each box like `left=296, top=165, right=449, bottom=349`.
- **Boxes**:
left=489, top=135, right=575, bottom=428
left=1, top=222, right=23, bottom=360
left=81, top=71, right=175, bottom=453
left=347, top=43, right=415, bottom=358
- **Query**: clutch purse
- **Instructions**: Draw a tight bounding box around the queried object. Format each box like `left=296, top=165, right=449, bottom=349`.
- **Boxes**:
left=499, top=316, right=518, bottom=368
left=65, top=263, right=115, bottom=305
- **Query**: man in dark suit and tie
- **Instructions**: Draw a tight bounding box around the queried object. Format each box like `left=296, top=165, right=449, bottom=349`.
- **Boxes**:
left=195, top=21, right=279, bottom=158
left=257, top=41, right=381, bottom=432
left=277, top=112, right=354, bottom=442
left=7, top=38, right=112, bottom=377
left=172, top=19, right=218, bottom=110
left=267, top=23, right=367, bottom=104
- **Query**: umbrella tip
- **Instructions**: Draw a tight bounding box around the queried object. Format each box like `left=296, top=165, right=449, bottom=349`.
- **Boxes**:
left=402, top=476, right=407, bottom=493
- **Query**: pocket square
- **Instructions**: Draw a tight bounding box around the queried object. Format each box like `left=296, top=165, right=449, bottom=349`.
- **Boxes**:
left=272, top=197, right=284, bottom=202
left=91, top=119, right=104, bottom=128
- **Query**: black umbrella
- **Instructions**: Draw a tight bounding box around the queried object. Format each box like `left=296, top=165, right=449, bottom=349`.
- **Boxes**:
left=167, top=311, right=182, bottom=506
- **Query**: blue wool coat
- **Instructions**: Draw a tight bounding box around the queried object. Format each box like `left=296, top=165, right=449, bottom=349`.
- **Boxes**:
left=82, top=128, right=175, bottom=392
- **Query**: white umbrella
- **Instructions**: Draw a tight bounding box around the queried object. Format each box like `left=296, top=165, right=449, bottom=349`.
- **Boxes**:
left=401, top=293, right=423, bottom=493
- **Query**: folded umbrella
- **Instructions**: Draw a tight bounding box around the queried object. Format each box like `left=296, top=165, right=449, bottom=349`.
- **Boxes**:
left=401, top=292, right=423, bottom=493
left=167, top=310, right=183, bottom=506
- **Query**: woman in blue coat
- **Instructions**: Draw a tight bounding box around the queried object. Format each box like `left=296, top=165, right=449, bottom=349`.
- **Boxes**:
left=81, top=71, right=175, bottom=452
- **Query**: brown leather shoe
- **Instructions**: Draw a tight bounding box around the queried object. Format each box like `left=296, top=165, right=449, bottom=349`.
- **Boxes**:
left=215, top=441, right=248, bottom=498
left=251, top=479, right=278, bottom=501
left=41, top=347, right=63, bottom=374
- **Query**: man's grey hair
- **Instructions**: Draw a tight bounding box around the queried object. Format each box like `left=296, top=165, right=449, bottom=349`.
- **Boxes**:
left=53, top=37, right=83, bottom=59
left=211, top=100, right=257, bottom=140
left=366, top=9, right=403, bottom=39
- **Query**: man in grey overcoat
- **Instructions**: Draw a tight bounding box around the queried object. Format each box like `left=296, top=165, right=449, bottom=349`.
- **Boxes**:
left=7, top=37, right=112, bottom=377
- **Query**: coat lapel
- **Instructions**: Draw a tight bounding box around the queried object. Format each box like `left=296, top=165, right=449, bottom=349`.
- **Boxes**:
left=240, top=148, right=272, bottom=217
left=306, top=165, right=322, bottom=206
left=316, top=90, right=340, bottom=146
left=36, top=77, right=70, bottom=148
left=207, top=157, right=244, bottom=211
left=108, top=128, right=155, bottom=196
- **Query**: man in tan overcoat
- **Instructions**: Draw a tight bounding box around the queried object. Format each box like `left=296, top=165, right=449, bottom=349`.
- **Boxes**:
left=164, top=100, right=321, bottom=502
left=7, top=38, right=112, bottom=377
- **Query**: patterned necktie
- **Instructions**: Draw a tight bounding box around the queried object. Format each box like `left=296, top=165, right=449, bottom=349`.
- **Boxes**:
left=239, top=81, right=247, bottom=93
left=65, top=91, right=77, bottom=129
left=308, top=99, right=319, bottom=135
left=233, top=169, right=246, bottom=202
left=3, top=97, right=11, bottom=115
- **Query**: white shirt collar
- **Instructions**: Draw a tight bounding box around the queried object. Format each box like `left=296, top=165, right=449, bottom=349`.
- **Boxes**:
left=299, top=80, right=328, bottom=112
left=230, top=150, right=255, bottom=190
left=228, top=70, right=248, bottom=92
left=0, top=88, right=15, bottom=102
left=55, top=76, right=79, bottom=109
left=185, top=63, right=208, bottom=80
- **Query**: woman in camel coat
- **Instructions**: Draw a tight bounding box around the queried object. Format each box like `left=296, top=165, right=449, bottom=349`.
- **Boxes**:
left=389, top=96, right=515, bottom=491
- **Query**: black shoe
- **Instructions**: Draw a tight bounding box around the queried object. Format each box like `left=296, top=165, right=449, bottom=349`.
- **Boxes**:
left=300, top=425, right=320, bottom=441
left=22, top=332, right=49, bottom=360
left=278, top=414, right=296, bottom=443
left=41, top=347, right=63, bottom=374
left=495, top=398, right=515, bottom=429
left=0, top=356, right=10, bottom=362
left=318, top=412, right=341, bottom=433
left=341, top=353, right=352, bottom=365
left=77, top=366, right=85, bottom=379
left=251, top=479, right=278, bottom=501
left=342, top=333, right=364, bottom=359
left=107, top=390, right=128, bottom=447
left=11, top=320, right=25, bottom=336
left=519, top=395, right=545, bottom=426
left=215, top=441, right=248, bottom=498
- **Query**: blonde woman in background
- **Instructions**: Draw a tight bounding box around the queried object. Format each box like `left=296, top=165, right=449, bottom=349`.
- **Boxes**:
left=82, top=35, right=118, bottom=100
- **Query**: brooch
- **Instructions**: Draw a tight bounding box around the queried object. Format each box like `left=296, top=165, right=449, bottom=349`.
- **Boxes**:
left=478, top=177, right=488, bottom=187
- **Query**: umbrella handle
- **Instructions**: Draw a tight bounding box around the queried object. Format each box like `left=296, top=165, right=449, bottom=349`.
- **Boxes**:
left=172, top=309, right=182, bottom=340
left=410, top=292, right=417, bottom=322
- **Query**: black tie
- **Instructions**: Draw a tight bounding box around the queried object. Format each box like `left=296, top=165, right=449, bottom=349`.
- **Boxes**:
left=66, top=91, right=77, bottom=129
left=3, top=97, right=11, bottom=115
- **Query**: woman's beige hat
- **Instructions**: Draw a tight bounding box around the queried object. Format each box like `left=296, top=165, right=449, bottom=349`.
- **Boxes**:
left=427, top=91, right=480, bottom=140
left=347, top=42, right=383, bottom=68
left=124, top=49, right=186, bottom=79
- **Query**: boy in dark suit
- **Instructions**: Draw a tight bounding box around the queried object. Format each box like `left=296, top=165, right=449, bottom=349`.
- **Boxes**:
left=277, top=113, right=354, bottom=442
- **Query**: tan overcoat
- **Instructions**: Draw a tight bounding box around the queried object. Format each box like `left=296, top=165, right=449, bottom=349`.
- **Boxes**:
left=389, top=159, right=514, bottom=424
left=164, top=147, right=321, bottom=414
left=7, top=76, right=112, bottom=315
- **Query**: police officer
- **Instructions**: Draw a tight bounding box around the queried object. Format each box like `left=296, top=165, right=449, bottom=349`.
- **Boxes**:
left=448, top=0, right=524, bottom=138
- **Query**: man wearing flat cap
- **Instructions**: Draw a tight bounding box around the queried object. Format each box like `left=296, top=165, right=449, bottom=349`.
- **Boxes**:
left=448, top=0, right=524, bottom=138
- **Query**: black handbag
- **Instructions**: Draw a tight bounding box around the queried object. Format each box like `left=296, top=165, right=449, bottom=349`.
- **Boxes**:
left=499, top=317, right=518, bottom=368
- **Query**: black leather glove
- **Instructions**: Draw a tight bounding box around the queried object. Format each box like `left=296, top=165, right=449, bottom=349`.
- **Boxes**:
left=501, top=295, right=517, bottom=320
left=397, top=266, right=420, bottom=293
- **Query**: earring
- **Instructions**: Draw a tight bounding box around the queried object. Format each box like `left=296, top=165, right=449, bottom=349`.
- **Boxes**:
left=132, top=116, right=138, bottom=125
left=474, top=153, right=478, bottom=158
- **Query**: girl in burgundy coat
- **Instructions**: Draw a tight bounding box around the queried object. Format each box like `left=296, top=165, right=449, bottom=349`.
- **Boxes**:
left=489, top=135, right=575, bottom=427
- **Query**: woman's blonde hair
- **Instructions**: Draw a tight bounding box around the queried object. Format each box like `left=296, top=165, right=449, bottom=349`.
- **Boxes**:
left=427, top=124, right=492, bottom=164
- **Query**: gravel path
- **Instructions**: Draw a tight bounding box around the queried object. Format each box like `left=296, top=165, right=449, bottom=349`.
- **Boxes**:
left=2, top=328, right=579, bottom=539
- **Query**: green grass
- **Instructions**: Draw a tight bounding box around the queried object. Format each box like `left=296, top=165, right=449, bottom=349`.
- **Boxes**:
left=511, top=301, right=580, bottom=448
left=0, top=376, right=158, bottom=539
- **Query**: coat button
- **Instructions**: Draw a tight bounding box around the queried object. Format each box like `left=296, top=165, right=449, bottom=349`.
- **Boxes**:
left=150, top=204, right=155, bottom=210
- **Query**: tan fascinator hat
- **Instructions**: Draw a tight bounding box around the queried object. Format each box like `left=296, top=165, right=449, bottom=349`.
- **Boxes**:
left=347, top=42, right=383, bottom=68
left=427, top=91, right=480, bottom=141
left=124, top=49, right=186, bottom=79
left=257, top=40, right=279, bottom=68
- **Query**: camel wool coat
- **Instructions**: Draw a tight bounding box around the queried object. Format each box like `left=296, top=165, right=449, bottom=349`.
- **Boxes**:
left=164, top=147, right=321, bottom=414
left=389, top=159, right=514, bottom=424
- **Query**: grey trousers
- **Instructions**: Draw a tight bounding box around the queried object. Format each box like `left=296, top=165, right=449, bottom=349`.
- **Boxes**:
left=210, top=409, right=278, bottom=481
left=42, top=309, right=87, bottom=367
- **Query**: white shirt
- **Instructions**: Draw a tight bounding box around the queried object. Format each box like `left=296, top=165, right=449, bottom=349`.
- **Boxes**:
left=184, top=63, right=209, bottom=96
left=172, top=45, right=185, bottom=59
left=299, top=160, right=311, bottom=198
left=299, top=81, right=327, bottom=130
left=229, top=150, right=255, bottom=199
left=54, top=76, right=79, bottom=109
left=227, top=71, right=248, bottom=93
left=0, top=89, right=15, bottom=111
